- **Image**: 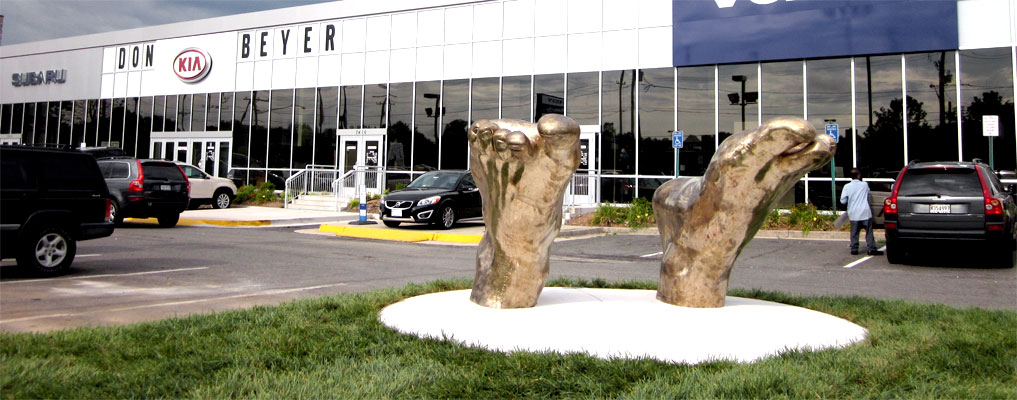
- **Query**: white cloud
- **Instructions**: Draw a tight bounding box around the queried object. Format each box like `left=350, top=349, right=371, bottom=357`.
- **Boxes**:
left=0, top=0, right=332, bottom=46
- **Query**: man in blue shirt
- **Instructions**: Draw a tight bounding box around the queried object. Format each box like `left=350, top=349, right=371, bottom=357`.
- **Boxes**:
left=840, top=168, right=883, bottom=256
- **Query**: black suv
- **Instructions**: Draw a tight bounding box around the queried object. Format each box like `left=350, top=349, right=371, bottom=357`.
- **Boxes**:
left=96, top=157, right=190, bottom=227
left=1, top=145, right=115, bottom=275
left=883, top=160, right=1017, bottom=266
left=379, top=170, right=482, bottom=229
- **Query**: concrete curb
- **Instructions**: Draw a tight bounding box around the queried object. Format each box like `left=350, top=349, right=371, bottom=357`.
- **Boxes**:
left=126, top=215, right=354, bottom=227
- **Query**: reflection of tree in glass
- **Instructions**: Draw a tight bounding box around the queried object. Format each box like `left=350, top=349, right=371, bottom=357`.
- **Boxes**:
left=962, top=91, right=1016, bottom=169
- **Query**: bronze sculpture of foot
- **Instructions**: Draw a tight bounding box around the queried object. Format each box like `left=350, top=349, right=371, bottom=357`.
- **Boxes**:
left=468, top=114, right=581, bottom=309
left=653, top=117, right=836, bottom=308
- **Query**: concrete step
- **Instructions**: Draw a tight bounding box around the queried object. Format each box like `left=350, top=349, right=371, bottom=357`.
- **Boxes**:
left=289, top=194, right=340, bottom=211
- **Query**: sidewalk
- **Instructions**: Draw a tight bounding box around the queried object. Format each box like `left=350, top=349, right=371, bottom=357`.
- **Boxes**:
left=127, top=205, right=884, bottom=243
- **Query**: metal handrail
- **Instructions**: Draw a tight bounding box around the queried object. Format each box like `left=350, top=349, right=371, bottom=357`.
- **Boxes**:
left=283, top=166, right=340, bottom=208
left=563, top=170, right=600, bottom=213
left=333, top=166, right=385, bottom=208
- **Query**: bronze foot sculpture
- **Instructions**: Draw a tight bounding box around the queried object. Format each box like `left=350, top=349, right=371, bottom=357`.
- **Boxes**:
left=653, top=117, right=836, bottom=308
left=468, top=114, right=581, bottom=309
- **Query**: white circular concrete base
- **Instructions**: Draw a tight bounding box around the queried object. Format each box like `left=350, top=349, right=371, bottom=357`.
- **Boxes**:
left=379, top=288, right=867, bottom=364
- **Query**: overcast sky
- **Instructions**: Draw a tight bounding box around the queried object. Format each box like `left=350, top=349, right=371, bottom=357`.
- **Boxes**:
left=0, top=0, right=335, bottom=46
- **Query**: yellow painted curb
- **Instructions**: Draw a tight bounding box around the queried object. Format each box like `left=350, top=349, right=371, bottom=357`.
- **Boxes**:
left=318, top=224, right=484, bottom=243
left=126, top=218, right=270, bottom=227
left=431, top=233, right=483, bottom=244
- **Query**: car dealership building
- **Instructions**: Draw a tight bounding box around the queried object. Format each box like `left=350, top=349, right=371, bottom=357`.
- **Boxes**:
left=2, top=0, right=1016, bottom=208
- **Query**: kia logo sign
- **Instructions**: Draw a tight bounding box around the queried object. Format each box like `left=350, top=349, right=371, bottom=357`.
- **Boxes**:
left=172, top=48, right=211, bottom=83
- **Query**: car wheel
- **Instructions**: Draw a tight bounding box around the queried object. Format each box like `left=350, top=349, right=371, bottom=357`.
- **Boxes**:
left=383, top=220, right=401, bottom=228
left=437, top=206, right=455, bottom=230
left=17, top=227, right=76, bottom=276
left=110, top=200, right=124, bottom=225
left=213, top=189, right=232, bottom=209
left=158, top=213, right=180, bottom=228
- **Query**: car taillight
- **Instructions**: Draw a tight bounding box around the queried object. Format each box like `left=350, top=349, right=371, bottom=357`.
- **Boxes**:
left=985, top=197, right=1003, bottom=216
left=176, top=165, right=191, bottom=195
left=975, top=165, right=1004, bottom=217
left=883, top=197, right=898, bottom=216
left=128, top=159, right=145, bottom=192
left=105, top=198, right=112, bottom=221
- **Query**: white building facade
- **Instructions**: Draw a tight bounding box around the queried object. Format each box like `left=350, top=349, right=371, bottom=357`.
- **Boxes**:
left=2, top=0, right=1016, bottom=207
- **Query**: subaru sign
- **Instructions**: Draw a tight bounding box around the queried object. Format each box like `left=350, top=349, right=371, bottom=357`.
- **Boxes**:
left=673, top=0, right=958, bottom=66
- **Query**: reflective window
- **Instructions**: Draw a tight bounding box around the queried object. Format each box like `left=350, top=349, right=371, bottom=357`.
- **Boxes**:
left=906, top=51, right=958, bottom=163
left=94, top=100, right=108, bottom=146
left=71, top=100, right=85, bottom=147
left=206, top=93, right=219, bottom=131
left=34, top=102, right=46, bottom=144
left=534, top=74, right=564, bottom=121
left=719, top=64, right=758, bottom=142
left=364, top=84, right=387, bottom=129
left=856, top=55, right=905, bottom=179
left=137, top=97, right=152, bottom=158
left=124, top=98, right=138, bottom=156
left=502, top=75, right=531, bottom=121
left=677, top=66, right=715, bottom=176
left=232, top=91, right=252, bottom=169
left=164, top=95, right=176, bottom=132
left=293, top=88, right=315, bottom=169
left=387, top=83, right=413, bottom=170
left=109, top=99, right=123, bottom=147
left=339, top=86, right=362, bottom=129
left=807, top=58, right=851, bottom=185
left=638, top=67, right=675, bottom=176
left=471, top=77, right=499, bottom=122
left=219, top=92, right=233, bottom=131
left=152, top=96, right=165, bottom=132
left=602, top=177, right=635, bottom=204
left=82, top=101, right=95, bottom=146
left=567, top=72, right=599, bottom=125
left=177, top=94, right=190, bottom=132
left=414, top=81, right=441, bottom=171
left=960, top=48, right=1015, bottom=170
left=192, top=93, right=206, bottom=131
left=268, top=89, right=293, bottom=169
left=250, top=90, right=269, bottom=175
left=761, top=61, right=803, bottom=121
left=315, top=87, right=338, bottom=166
left=11, top=103, right=23, bottom=134
left=59, top=101, right=73, bottom=145
left=602, top=70, right=636, bottom=175
left=0, top=104, right=10, bottom=134
left=21, top=103, right=35, bottom=145
left=441, top=79, right=469, bottom=170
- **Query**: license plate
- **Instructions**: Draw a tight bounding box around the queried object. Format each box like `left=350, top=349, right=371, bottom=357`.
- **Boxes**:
left=930, top=204, right=950, bottom=214
left=159, top=184, right=171, bottom=191
left=392, top=209, right=402, bottom=217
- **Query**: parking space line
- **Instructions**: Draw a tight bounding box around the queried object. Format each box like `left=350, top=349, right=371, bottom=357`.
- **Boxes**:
left=842, top=246, right=887, bottom=269
left=0, top=267, right=210, bottom=285
left=640, top=251, right=663, bottom=258
left=0, top=282, right=349, bottom=324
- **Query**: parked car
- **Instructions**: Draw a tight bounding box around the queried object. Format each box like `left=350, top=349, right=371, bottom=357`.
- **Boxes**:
left=883, top=159, right=1017, bottom=266
left=175, top=162, right=237, bottom=209
left=96, top=157, right=190, bottom=227
left=78, top=146, right=125, bottom=159
left=379, top=170, right=482, bottom=229
left=1, top=145, right=115, bottom=275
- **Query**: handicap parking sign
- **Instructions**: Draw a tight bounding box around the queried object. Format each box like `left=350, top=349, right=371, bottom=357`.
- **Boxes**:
left=825, top=124, right=839, bottom=143
left=672, top=130, right=684, bottom=149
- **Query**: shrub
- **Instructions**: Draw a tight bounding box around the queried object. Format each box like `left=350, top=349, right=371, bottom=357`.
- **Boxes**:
left=234, top=182, right=281, bottom=205
left=761, top=203, right=841, bottom=234
left=590, top=198, right=656, bottom=229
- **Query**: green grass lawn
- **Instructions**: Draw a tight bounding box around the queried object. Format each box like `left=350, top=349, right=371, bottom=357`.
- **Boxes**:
left=2, top=279, right=1015, bottom=399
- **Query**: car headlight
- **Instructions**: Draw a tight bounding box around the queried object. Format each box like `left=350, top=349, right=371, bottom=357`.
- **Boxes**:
left=417, top=196, right=441, bottom=206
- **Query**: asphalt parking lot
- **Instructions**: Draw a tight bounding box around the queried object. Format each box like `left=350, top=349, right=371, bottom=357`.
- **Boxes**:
left=1, top=207, right=1014, bottom=333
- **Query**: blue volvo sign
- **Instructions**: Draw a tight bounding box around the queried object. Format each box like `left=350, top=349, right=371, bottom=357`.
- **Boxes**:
left=673, top=0, right=959, bottom=67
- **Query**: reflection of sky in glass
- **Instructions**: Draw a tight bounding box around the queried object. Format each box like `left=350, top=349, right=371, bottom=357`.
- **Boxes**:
left=471, top=77, right=499, bottom=122
left=567, top=72, right=599, bottom=125
left=761, top=61, right=803, bottom=120
left=677, top=66, right=714, bottom=139
left=502, top=75, right=531, bottom=121
left=639, top=67, right=674, bottom=140
left=718, top=63, right=758, bottom=134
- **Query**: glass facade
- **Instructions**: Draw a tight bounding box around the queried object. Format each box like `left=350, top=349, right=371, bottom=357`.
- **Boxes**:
left=2, top=47, right=1015, bottom=208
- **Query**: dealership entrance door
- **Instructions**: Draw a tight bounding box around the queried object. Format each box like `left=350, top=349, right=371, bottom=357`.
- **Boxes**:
left=337, top=129, right=385, bottom=196
left=150, top=133, right=232, bottom=179
left=566, top=125, right=599, bottom=206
